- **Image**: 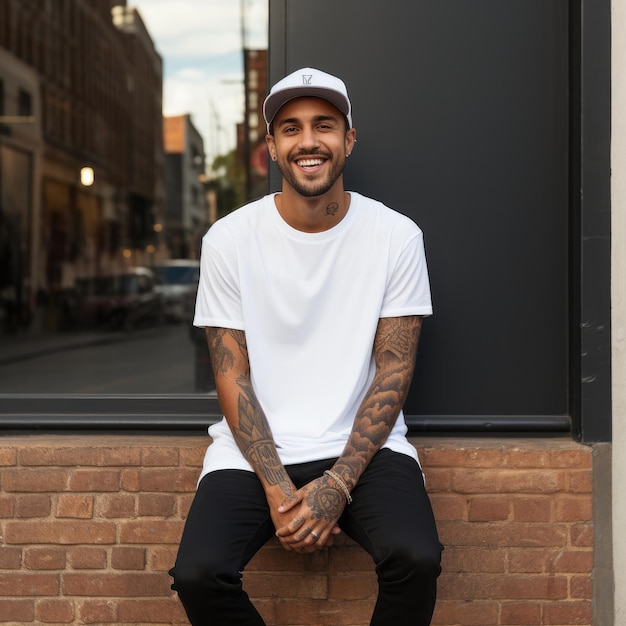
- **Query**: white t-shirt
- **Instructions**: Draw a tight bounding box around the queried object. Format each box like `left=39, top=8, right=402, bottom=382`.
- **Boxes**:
left=194, top=192, right=432, bottom=479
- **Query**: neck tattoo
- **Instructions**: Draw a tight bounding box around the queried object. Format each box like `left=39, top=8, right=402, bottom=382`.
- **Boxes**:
left=326, top=202, right=339, bottom=216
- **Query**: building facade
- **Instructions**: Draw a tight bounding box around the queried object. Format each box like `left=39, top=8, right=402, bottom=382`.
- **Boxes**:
left=162, top=114, right=210, bottom=260
left=0, top=0, right=163, bottom=334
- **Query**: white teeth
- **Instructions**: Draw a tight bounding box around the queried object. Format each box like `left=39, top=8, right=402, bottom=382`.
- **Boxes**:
left=297, top=158, right=323, bottom=167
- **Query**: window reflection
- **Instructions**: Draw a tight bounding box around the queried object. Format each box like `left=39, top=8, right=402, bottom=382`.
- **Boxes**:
left=0, top=0, right=268, bottom=395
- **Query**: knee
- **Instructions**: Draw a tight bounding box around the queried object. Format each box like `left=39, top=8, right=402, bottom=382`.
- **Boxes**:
left=170, top=559, right=241, bottom=595
left=378, top=540, right=443, bottom=583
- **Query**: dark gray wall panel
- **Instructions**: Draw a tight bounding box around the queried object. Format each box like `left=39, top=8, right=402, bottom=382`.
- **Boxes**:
left=270, top=0, right=570, bottom=423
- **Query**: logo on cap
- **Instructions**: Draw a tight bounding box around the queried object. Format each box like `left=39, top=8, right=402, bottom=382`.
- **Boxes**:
left=302, top=74, right=312, bottom=85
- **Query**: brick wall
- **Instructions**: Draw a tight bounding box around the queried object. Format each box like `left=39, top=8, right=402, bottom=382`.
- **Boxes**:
left=0, top=435, right=593, bottom=626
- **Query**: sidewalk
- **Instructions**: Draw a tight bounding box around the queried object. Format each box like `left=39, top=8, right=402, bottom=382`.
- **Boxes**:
left=0, top=330, right=129, bottom=366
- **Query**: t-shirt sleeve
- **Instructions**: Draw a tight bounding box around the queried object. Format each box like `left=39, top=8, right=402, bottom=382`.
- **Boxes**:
left=193, top=227, right=245, bottom=329
left=380, top=228, right=433, bottom=318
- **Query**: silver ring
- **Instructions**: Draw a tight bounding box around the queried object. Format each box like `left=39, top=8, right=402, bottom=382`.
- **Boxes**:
left=310, top=531, right=319, bottom=541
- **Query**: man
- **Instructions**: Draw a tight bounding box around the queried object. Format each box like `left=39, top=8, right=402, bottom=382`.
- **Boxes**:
left=170, top=67, right=443, bottom=626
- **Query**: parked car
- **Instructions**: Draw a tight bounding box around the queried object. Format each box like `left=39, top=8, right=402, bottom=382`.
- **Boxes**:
left=154, top=260, right=200, bottom=322
left=75, top=267, right=164, bottom=331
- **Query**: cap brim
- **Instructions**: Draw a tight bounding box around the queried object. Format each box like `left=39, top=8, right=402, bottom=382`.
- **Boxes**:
left=264, top=87, right=351, bottom=128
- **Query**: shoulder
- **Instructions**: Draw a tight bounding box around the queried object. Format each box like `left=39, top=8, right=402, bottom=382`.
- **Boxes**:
left=203, top=195, right=271, bottom=245
left=350, top=192, right=423, bottom=237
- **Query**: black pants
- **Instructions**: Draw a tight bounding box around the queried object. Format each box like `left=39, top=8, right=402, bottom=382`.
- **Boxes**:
left=170, top=449, right=443, bottom=626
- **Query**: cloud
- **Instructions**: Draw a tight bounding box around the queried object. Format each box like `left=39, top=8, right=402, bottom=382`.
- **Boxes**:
left=132, top=0, right=267, bottom=160
left=133, top=0, right=266, bottom=59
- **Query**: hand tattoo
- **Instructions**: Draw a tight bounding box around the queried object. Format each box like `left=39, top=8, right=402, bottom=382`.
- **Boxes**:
left=306, top=477, right=345, bottom=522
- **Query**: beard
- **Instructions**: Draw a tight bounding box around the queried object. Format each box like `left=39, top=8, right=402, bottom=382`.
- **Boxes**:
left=276, top=150, right=346, bottom=198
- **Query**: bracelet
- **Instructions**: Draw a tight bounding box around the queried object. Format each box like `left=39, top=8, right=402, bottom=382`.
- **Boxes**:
left=324, top=469, right=353, bottom=505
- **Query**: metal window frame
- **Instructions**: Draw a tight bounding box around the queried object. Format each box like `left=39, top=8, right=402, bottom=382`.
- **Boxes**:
left=0, top=0, right=611, bottom=442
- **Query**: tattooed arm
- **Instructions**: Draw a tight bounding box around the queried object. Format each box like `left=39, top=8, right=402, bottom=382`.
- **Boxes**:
left=330, top=315, right=422, bottom=489
left=206, top=327, right=299, bottom=539
left=276, top=315, right=422, bottom=547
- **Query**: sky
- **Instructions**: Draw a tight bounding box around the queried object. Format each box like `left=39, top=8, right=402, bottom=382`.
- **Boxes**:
left=131, top=0, right=268, bottom=168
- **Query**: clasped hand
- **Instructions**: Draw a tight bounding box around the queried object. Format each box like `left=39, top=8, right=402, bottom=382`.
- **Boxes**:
left=273, top=474, right=345, bottom=552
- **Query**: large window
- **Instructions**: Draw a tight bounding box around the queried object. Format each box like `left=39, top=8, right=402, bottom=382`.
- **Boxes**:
left=0, top=1, right=267, bottom=426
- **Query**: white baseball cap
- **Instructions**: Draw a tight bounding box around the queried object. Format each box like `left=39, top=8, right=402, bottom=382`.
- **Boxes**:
left=263, top=67, right=353, bottom=132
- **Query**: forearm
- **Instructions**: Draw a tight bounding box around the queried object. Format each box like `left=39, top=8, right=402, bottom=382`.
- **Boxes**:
left=331, top=316, right=422, bottom=492
left=207, top=327, right=295, bottom=500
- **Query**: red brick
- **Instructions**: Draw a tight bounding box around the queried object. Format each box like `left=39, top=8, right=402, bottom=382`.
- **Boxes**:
left=508, top=548, right=556, bottom=573
left=568, top=469, right=593, bottom=493
left=78, top=599, right=116, bottom=624
left=465, top=448, right=507, bottom=468
left=35, top=598, right=74, bottom=623
left=0, top=599, right=35, bottom=622
left=420, top=447, right=467, bottom=467
left=551, top=550, right=593, bottom=573
left=68, top=469, right=120, bottom=492
left=452, top=469, right=566, bottom=494
left=56, top=494, right=94, bottom=518
left=504, top=448, right=552, bottom=468
left=68, top=547, right=107, bottom=570
left=512, top=496, right=552, bottom=522
left=550, top=448, right=592, bottom=469
left=422, top=468, right=454, bottom=491
left=328, top=572, right=377, bottom=600
left=327, top=546, right=371, bottom=571
left=433, top=600, right=500, bottom=625
left=429, top=494, right=467, bottom=520
left=148, top=546, right=179, bottom=572
left=556, top=495, right=593, bottom=521
left=137, top=468, right=200, bottom=492
left=500, top=601, right=543, bottom=624
left=5, top=521, right=116, bottom=545
left=274, top=597, right=373, bottom=626
left=141, top=447, right=180, bottom=467
left=247, top=542, right=326, bottom=572
left=178, top=493, right=195, bottom=517
left=468, top=496, right=511, bottom=521
left=117, top=598, right=187, bottom=624
left=437, top=520, right=569, bottom=548
left=542, top=600, right=592, bottom=624
left=121, top=468, right=141, bottom=492
left=438, top=572, right=568, bottom=601
left=0, top=547, right=22, bottom=569
left=119, top=520, right=184, bottom=544
left=244, top=571, right=327, bottom=598
left=3, top=469, right=67, bottom=492
left=571, top=523, right=594, bottom=547
left=99, top=494, right=136, bottom=518
left=137, top=493, right=177, bottom=517
left=0, top=495, right=14, bottom=517
left=111, top=547, right=146, bottom=570
left=15, top=494, right=52, bottom=517
left=180, top=445, right=206, bottom=467
left=570, top=574, right=593, bottom=599
left=18, top=445, right=141, bottom=467
left=62, top=572, right=171, bottom=597
left=0, top=447, right=17, bottom=466
left=0, top=573, right=59, bottom=596
left=442, top=547, right=506, bottom=574
left=24, top=547, right=66, bottom=570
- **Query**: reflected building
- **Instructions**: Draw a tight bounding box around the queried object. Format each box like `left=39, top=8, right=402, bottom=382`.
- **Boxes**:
left=238, top=48, right=268, bottom=202
left=0, top=0, right=164, bottom=335
left=163, top=114, right=210, bottom=260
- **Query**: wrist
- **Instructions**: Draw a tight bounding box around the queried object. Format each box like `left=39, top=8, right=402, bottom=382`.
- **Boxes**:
left=324, top=469, right=353, bottom=505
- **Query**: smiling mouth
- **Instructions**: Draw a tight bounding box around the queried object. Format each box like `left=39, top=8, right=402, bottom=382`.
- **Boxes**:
left=295, top=157, right=325, bottom=169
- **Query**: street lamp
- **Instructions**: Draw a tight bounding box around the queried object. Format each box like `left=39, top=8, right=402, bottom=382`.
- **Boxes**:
left=80, top=167, right=95, bottom=187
